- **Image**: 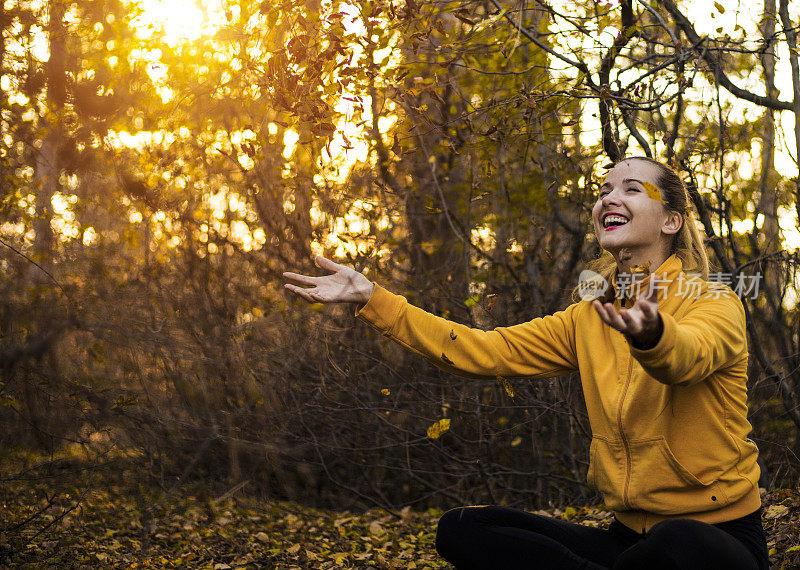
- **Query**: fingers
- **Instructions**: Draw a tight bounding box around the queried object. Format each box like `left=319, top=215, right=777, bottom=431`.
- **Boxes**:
left=639, top=298, right=659, bottom=321
left=284, top=257, right=360, bottom=305
left=592, top=300, right=610, bottom=324
left=315, top=256, right=346, bottom=273
left=282, top=271, right=318, bottom=286
left=284, top=283, right=317, bottom=303
left=593, top=301, right=625, bottom=330
left=633, top=286, right=660, bottom=321
left=593, top=301, right=647, bottom=336
left=283, top=257, right=347, bottom=285
left=646, top=282, right=660, bottom=302
left=619, top=309, right=637, bottom=329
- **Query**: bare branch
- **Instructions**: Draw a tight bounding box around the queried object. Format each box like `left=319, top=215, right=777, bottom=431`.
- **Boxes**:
left=658, top=0, right=794, bottom=111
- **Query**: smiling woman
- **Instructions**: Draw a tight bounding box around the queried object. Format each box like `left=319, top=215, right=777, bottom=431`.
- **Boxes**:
left=129, top=0, right=225, bottom=44
left=283, top=155, right=770, bottom=570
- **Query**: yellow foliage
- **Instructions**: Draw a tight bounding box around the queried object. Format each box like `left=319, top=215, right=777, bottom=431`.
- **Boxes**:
left=426, top=418, right=450, bottom=439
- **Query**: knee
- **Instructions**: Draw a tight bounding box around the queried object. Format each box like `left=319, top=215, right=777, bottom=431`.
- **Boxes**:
left=435, top=507, right=468, bottom=558
left=435, top=507, right=485, bottom=561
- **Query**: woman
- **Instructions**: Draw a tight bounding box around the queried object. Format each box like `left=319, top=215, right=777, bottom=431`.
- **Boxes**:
left=283, top=157, right=769, bottom=570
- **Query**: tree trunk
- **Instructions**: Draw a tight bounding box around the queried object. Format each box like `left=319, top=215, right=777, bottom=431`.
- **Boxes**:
left=778, top=0, right=800, bottom=225
left=33, top=0, right=68, bottom=264
left=757, top=0, right=779, bottom=249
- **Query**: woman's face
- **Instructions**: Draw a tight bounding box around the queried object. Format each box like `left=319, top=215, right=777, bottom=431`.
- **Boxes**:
left=591, top=159, right=678, bottom=259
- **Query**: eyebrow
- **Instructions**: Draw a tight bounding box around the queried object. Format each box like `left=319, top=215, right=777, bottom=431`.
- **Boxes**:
left=599, top=178, right=645, bottom=190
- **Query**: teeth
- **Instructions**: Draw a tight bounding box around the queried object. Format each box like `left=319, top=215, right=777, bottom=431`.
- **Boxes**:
left=604, top=215, right=629, bottom=228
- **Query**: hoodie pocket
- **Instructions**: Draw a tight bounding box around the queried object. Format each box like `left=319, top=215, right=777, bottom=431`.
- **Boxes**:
left=587, top=436, right=626, bottom=510
left=627, top=437, right=728, bottom=514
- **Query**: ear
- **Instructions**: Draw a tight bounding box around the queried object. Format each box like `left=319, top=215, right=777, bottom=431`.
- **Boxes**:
left=662, top=211, right=683, bottom=236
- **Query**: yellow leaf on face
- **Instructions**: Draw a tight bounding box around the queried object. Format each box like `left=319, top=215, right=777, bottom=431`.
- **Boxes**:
left=426, top=418, right=451, bottom=439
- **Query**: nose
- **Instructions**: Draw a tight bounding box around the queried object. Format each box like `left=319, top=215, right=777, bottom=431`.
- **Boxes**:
left=600, top=188, right=621, bottom=207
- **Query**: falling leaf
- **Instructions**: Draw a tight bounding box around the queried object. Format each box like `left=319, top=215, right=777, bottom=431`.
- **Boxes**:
left=427, top=418, right=451, bottom=439
left=381, top=388, right=390, bottom=395
left=498, top=376, right=515, bottom=397
left=714, top=1, right=725, bottom=13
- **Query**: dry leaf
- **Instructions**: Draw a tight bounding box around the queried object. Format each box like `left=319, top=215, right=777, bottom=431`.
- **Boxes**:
left=764, top=504, right=789, bottom=519
left=427, top=418, right=451, bottom=439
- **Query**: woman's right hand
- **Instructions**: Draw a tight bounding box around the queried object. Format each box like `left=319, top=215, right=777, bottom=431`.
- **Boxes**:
left=283, top=256, right=374, bottom=305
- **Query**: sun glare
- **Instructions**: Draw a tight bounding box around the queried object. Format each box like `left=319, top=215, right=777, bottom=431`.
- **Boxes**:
left=130, top=0, right=225, bottom=45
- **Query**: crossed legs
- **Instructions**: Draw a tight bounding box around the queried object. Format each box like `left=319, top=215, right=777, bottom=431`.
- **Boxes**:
left=435, top=506, right=765, bottom=570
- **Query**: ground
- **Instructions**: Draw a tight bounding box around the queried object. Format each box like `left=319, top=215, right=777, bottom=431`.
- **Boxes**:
left=2, top=465, right=799, bottom=569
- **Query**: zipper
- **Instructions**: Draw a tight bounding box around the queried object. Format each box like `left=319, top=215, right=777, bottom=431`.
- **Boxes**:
left=617, top=354, right=634, bottom=509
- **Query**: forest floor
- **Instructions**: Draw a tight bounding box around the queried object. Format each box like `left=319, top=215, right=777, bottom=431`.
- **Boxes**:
left=2, top=460, right=800, bottom=569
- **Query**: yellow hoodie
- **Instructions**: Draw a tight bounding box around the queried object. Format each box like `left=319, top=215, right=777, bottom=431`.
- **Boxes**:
left=355, top=254, right=761, bottom=533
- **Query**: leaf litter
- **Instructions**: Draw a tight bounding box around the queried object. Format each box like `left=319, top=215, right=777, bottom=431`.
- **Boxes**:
left=2, top=469, right=798, bottom=569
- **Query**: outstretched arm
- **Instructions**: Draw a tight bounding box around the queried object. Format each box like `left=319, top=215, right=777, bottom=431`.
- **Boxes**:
left=595, top=282, right=747, bottom=386
left=283, top=256, right=374, bottom=305
left=284, top=257, right=579, bottom=380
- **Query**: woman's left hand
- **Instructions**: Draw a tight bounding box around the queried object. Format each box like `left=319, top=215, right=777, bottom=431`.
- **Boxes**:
left=592, top=284, right=664, bottom=349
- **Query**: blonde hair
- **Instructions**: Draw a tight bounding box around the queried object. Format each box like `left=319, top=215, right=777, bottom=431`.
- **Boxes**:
left=574, top=157, right=710, bottom=302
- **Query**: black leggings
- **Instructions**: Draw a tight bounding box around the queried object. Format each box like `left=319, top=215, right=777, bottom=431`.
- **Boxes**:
left=435, top=506, right=769, bottom=570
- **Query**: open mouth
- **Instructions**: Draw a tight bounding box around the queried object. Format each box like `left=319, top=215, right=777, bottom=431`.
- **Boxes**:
left=602, top=214, right=629, bottom=230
